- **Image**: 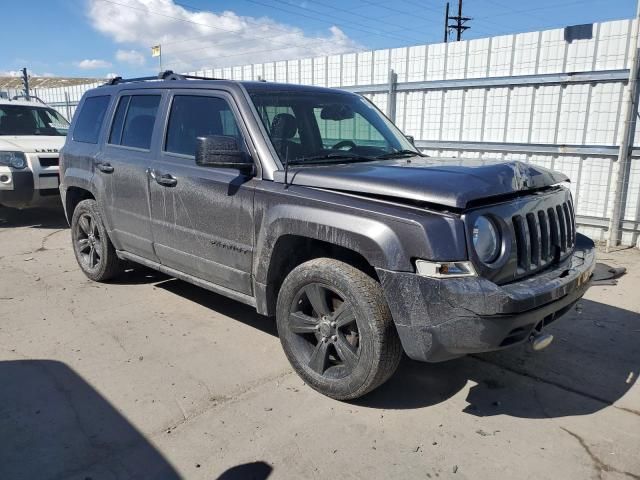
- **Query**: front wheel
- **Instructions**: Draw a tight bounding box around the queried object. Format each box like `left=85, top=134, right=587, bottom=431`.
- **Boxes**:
left=71, top=199, right=124, bottom=282
left=276, top=258, right=402, bottom=400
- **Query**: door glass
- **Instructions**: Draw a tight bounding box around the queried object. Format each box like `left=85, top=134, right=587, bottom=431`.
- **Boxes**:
left=108, top=95, right=131, bottom=145
left=115, top=95, right=161, bottom=150
left=165, top=95, right=243, bottom=157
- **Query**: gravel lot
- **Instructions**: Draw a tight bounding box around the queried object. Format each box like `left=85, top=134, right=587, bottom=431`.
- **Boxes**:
left=1, top=205, right=639, bottom=480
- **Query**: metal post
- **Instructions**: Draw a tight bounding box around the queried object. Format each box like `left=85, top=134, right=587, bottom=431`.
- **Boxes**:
left=21, top=67, right=30, bottom=100
left=387, top=69, right=398, bottom=122
left=64, top=91, right=71, bottom=121
left=444, top=2, right=450, bottom=43
left=607, top=0, right=640, bottom=250
left=457, top=0, right=463, bottom=41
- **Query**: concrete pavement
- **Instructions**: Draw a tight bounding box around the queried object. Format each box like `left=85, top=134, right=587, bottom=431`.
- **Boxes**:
left=0, top=205, right=638, bottom=479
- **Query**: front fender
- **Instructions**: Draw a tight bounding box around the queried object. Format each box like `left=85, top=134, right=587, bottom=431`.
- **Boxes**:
left=253, top=203, right=415, bottom=284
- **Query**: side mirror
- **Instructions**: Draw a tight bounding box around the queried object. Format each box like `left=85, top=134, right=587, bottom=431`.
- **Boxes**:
left=195, top=135, right=253, bottom=172
left=405, top=135, right=415, bottom=146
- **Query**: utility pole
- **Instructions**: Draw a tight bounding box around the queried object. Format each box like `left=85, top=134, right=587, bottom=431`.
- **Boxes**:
left=607, top=0, right=640, bottom=249
left=443, top=2, right=450, bottom=43
left=445, top=0, right=471, bottom=42
left=21, top=67, right=30, bottom=100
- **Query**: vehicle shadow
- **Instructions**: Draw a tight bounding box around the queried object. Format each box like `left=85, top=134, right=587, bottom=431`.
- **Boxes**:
left=155, top=277, right=279, bottom=337
left=0, top=204, right=68, bottom=229
left=0, top=360, right=180, bottom=479
left=114, top=268, right=638, bottom=418
left=357, top=298, right=639, bottom=417
left=217, top=461, right=273, bottom=479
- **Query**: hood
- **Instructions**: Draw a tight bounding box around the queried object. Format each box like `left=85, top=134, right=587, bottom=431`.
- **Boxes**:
left=0, top=136, right=65, bottom=153
left=278, top=157, right=568, bottom=209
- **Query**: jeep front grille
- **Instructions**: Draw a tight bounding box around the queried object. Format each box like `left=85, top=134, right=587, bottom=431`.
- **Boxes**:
left=512, top=199, right=575, bottom=274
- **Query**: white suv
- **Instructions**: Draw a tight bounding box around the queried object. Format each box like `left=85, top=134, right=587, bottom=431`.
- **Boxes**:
left=0, top=98, right=69, bottom=208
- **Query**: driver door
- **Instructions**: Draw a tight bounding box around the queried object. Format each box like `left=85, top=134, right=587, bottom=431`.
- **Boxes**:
left=148, top=90, right=256, bottom=295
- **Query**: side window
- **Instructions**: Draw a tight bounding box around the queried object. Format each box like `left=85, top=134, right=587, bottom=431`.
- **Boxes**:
left=73, top=95, right=111, bottom=144
left=108, top=96, right=130, bottom=145
left=165, top=95, right=243, bottom=157
left=108, top=95, right=160, bottom=150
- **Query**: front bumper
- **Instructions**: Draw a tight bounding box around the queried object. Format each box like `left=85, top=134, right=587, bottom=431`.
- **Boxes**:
left=376, top=233, right=596, bottom=362
left=0, top=157, right=60, bottom=208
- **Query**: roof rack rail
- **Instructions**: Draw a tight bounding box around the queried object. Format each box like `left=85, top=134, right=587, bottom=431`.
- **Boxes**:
left=103, top=70, right=222, bottom=86
left=9, top=94, right=47, bottom=104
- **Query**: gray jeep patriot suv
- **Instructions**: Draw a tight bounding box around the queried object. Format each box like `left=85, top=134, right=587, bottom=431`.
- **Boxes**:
left=60, top=72, right=595, bottom=400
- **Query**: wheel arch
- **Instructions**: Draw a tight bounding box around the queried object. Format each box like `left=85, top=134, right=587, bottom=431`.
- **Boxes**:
left=64, top=186, right=95, bottom=225
left=253, top=207, right=414, bottom=316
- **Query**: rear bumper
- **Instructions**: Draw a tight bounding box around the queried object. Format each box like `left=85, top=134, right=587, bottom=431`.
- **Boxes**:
left=376, top=233, right=596, bottom=362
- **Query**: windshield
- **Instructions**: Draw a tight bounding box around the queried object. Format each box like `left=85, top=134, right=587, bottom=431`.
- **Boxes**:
left=0, top=104, right=69, bottom=136
left=248, top=89, right=418, bottom=165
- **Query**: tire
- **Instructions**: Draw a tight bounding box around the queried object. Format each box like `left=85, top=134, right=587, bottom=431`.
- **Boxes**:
left=71, top=199, right=124, bottom=282
left=276, top=258, right=402, bottom=400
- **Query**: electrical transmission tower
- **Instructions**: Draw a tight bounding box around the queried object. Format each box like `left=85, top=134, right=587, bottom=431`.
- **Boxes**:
left=444, top=0, right=471, bottom=42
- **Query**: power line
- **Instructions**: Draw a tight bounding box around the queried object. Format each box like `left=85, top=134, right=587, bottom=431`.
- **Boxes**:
left=239, top=0, right=425, bottom=44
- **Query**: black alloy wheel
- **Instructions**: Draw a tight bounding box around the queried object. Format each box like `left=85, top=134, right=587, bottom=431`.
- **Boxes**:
left=276, top=258, right=402, bottom=400
left=288, top=282, right=361, bottom=379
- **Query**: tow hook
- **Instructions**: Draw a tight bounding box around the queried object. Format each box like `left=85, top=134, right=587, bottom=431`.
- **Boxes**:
left=529, top=331, right=554, bottom=351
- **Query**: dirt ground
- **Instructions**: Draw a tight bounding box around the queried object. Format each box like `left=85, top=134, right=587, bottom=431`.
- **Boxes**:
left=0, top=205, right=638, bottom=480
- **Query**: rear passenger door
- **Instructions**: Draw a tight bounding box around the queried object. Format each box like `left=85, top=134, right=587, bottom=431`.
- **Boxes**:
left=98, top=91, right=164, bottom=261
left=148, top=90, right=256, bottom=295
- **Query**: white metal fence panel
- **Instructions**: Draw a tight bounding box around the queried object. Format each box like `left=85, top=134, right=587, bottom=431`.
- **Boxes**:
left=2, top=20, right=637, bottom=246
left=183, top=19, right=638, bottom=246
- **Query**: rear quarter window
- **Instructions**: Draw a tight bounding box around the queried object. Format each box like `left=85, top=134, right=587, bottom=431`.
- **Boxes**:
left=72, top=95, right=111, bottom=144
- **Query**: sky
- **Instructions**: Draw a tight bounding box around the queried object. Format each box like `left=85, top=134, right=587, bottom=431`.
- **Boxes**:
left=0, top=0, right=636, bottom=78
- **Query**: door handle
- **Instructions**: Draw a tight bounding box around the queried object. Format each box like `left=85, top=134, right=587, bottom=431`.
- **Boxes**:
left=150, top=170, right=177, bottom=187
left=96, top=162, right=114, bottom=173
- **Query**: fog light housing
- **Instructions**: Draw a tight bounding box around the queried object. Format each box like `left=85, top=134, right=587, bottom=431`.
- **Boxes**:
left=415, top=260, right=477, bottom=278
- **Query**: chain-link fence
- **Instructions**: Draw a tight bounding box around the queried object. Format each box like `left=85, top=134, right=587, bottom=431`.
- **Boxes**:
left=0, top=82, right=103, bottom=121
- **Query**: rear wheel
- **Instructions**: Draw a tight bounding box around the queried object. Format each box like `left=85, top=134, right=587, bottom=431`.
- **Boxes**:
left=276, top=258, right=402, bottom=400
left=71, top=199, right=124, bottom=281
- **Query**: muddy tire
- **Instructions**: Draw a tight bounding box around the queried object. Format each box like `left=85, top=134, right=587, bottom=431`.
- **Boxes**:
left=276, top=258, right=402, bottom=400
left=71, top=199, right=124, bottom=282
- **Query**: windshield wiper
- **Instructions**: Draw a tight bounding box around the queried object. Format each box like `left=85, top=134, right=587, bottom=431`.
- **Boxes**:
left=376, top=149, right=425, bottom=159
left=287, top=153, right=377, bottom=166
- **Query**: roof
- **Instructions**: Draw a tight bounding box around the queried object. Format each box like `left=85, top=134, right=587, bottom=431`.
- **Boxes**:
left=0, top=76, right=103, bottom=90
left=92, top=77, right=356, bottom=97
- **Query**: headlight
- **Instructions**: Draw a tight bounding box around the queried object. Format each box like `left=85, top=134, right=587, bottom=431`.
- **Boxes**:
left=0, top=151, right=27, bottom=169
left=472, top=216, right=500, bottom=263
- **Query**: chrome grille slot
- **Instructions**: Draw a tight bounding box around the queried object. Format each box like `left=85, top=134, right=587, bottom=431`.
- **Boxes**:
left=563, top=202, right=573, bottom=247
left=526, top=212, right=541, bottom=267
left=512, top=215, right=528, bottom=271
left=556, top=205, right=567, bottom=251
left=548, top=207, right=560, bottom=254
left=538, top=210, right=550, bottom=262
